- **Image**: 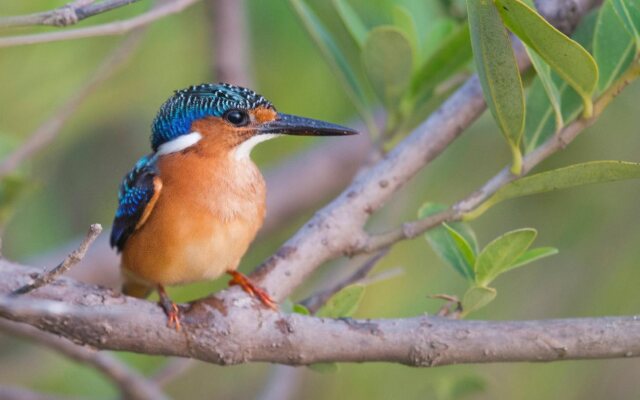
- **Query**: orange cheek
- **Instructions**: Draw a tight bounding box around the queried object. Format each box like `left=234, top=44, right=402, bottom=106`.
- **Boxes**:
left=252, top=107, right=277, bottom=124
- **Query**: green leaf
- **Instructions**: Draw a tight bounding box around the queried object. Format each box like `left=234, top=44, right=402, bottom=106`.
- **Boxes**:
left=526, top=50, right=563, bottom=130
left=420, top=203, right=478, bottom=281
left=308, top=362, right=339, bottom=373
left=496, top=0, right=598, bottom=117
left=362, top=26, right=414, bottom=106
left=594, top=0, right=637, bottom=94
left=332, top=0, right=368, bottom=48
left=316, top=284, right=365, bottom=318
left=442, top=223, right=477, bottom=270
left=523, top=12, right=598, bottom=153
left=612, top=0, right=640, bottom=49
left=467, top=161, right=640, bottom=218
left=466, top=0, right=525, bottom=173
left=462, top=286, right=497, bottom=316
left=475, top=228, right=537, bottom=286
left=289, top=0, right=371, bottom=119
left=409, top=23, right=472, bottom=101
left=506, top=246, right=558, bottom=272
left=392, top=5, right=420, bottom=63
left=292, top=303, right=311, bottom=315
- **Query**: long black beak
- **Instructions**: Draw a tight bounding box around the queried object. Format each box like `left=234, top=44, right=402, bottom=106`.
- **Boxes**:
left=258, top=113, right=358, bottom=136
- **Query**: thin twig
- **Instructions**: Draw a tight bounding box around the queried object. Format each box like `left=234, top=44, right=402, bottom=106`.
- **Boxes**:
left=0, top=318, right=168, bottom=400
left=0, top=0, right=199, bottom=48
left=358, top=60, right=640, bottom=255
left=0, top=0, right=141, bottom=29
left=301, top=248, right=389, bottom=314
left=0, top=29, right=146, bottom=179
left=12, top=224, right=102, bottom=295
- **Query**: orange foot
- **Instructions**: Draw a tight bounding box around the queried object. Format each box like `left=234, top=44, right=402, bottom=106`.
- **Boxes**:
left=157, top=285, right=182, bottom=331
left=227, top=270, right=278, bottom=310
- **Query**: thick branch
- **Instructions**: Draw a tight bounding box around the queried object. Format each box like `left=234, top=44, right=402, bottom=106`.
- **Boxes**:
left=0, top=318, right=168, bottom=400
left=0, top=261, right=637, bottom=366
left=0, top=0, right=142, bottom=29
left=251, top=0, right=601, bottom=301
left=0, top=0, right=200, bottom=48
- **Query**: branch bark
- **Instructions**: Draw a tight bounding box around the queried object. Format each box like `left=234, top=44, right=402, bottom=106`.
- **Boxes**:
left=0, top=0, right=142, bottom=29
left=0, top=260, right=638, bottom=366
left=0, top=0, right=200, bottom=48
left=1, top=0, right=627, bottom=371
left=0, top=318, right=167, bottom=400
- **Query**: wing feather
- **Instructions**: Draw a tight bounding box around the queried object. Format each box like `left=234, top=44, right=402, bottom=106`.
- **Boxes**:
left=110, top=154, right=161, bottom=252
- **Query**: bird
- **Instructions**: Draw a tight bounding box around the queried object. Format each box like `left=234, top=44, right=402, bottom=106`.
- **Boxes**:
left=110, top=83, right=357, bottom=329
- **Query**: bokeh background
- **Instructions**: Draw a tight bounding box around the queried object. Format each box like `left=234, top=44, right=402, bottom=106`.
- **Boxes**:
left=1, top=0, right=639, bottom=399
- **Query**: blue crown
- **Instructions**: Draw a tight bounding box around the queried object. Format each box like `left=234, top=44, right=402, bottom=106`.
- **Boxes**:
left=150, top=83, right=273, bottom=151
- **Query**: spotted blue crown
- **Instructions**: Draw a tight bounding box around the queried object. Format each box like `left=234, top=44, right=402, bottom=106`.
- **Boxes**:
left=150, top=83, right=274, bottom=151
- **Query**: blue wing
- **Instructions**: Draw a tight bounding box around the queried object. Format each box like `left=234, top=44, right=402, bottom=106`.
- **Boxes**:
left=110, top=154, right=161, bottom=252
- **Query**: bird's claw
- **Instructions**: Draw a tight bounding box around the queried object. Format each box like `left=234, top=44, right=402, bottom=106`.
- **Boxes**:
left=227, top=271, right=278, bottom=310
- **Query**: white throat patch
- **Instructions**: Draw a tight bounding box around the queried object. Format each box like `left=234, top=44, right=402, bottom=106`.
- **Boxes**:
left=234, top=134, right=279, bottom=161
left=156, top=132, right=203, bottom=156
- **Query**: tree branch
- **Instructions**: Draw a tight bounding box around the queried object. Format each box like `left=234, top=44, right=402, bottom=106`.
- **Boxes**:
left=359, top=58, right=640, bottom=254
left=0, top=318, right=168, bottom=400
left=13, top=224, right=102, bottom=295
left=0, top=260, right=637, bottom=366
left=0, top=0, right=200, bottom=48
left=1, top=0, right=627, bottom=370
left=0, top=0, right=143, bottom=29
left=251, top=0, right=601, bottom=302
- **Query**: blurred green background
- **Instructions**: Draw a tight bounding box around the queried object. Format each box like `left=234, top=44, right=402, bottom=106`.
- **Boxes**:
left=1, top=0, right=639, bottom=399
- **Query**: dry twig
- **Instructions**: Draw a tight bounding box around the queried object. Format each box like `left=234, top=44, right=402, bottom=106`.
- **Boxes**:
left=12, top=224, right=102, bottom=295
left=0, top=0, right=142, bottom=29
left=0, top=0, right=199, bottom=48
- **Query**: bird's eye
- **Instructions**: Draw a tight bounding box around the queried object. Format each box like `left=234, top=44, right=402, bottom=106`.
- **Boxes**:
left=224, top=110, right=250, bottom=126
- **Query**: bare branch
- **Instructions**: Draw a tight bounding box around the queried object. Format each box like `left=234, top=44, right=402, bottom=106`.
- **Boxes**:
left=0, top=30, right=146, bottom=179
left=0, top=0, right=200, bottom=48
left=360, top=58, right=640, bottom=254
left=251, top=0, right=602, bottom=302
left=0, top=0, right=142, bottom=29
left=0, top=260, right=638, bottom=366
left=0, top=318, right=168, bottom=400
left=13, top=224, right=102, bottom=295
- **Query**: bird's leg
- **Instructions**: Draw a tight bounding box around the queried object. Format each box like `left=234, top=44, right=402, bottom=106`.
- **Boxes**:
left=227, top=270, right=278, bottom=310
left=157, top=285, right=182, bottom=330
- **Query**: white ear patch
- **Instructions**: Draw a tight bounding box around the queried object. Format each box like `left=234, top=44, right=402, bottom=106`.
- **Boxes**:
left=157, top=132, right=203, bottom=156
left=234, top=134, right=279, bottom=161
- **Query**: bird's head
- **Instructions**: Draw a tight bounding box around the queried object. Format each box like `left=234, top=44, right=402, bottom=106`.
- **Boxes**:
left=150, top=83, right=357, bottom=159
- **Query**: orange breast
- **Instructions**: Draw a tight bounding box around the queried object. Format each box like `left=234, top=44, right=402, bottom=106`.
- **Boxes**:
left=121, top=149, right=266, bottom=286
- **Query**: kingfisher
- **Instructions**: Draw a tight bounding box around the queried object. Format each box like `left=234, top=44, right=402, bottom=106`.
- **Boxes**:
left=109, top=83, right=356, bottom=329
